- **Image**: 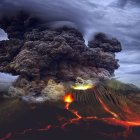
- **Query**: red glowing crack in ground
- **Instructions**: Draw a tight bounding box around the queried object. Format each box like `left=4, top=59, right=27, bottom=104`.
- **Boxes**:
left=63, top=93, right=140, bottom=127
left=1, top=92, right=140, bottom=140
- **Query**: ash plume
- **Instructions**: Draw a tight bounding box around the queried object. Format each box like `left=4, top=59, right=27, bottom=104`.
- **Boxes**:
left=0, top=12, right=121, bottom=81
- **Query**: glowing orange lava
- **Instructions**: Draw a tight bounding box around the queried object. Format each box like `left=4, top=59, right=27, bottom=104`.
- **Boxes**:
left=63, top=92, right=140, bottom=127
left=64, top=93, right=82, bottom=119
left=96, top=95, right=119, bottom=119
left=95, top=94, right=140, bottom=127
left=63, top=92, right=140, bottom=129
left=64, top=93, right=74, bottom=110
left=64, top=93, right=74, bottom=103
left=2, top=92, right=140, bottom=140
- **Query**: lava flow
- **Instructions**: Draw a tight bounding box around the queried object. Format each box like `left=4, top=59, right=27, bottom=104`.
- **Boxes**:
left=94, top=93, right=140, bottom=127
left=1, top=92, right=140, bottom=140
left=62, top=91, right=140, bottom=140
left=95, top=94, right=119, bottom=119
left=63, top=92, right=140, bottom=127
left=64, top=93, right=82, bottom=119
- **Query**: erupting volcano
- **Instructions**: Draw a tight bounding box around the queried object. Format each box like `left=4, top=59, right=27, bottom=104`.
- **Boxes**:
left=0, top=11, right=140, bottom=140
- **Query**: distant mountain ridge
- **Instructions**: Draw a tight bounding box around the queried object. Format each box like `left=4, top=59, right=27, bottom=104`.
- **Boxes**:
left=105, top=79, right=140, bottom=95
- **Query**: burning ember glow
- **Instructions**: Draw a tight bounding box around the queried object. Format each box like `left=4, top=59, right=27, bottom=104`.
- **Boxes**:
left=64, top=93, right=74, bottom=110
left=71, top=83, right=93, bottom=90
left=64, top=93, right=74, bottom=103
left=64, top=93, right=82, bottom=119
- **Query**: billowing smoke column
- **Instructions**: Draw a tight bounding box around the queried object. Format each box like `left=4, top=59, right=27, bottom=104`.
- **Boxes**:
left=0, top=12, right=122, bottom=97
left=0, top=12, right=121, bottom=78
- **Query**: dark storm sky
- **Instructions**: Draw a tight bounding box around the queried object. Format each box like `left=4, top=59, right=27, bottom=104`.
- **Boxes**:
left=0, top=0, right=140, bottom=86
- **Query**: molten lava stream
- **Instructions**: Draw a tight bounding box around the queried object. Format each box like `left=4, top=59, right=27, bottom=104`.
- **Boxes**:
left=95, top=93, right=140, bottom=127
left=1, top=92, right=140, bottom=140
left=64, top=93, right=82, bottom=119
left=95, top=94, right=119, bottom=119
left=62, top=92, right=140, bottom=140
left=63, top=92, right=140, bottom=128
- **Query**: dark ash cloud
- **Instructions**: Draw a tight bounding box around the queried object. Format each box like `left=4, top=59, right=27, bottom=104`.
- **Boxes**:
left=0, top=0, right=140, bottom=86
left=0, top=13, right=122, bottom=82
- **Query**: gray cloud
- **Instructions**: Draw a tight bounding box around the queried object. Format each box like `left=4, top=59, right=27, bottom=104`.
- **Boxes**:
left=116, top=0, right=140, bottom=8
left=0, top=29, right=7, bottom=40
left=128, top=70, right=140, bottom=75
left=0, top=72, right=18, bottom=92
left=117, top=50, right=140, bottom=64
